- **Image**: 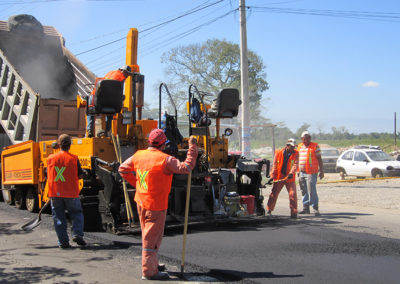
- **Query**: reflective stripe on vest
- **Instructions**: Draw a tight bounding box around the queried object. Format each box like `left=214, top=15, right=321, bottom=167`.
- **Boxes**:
left=297, top=142, right=319, bottom=174
left=274, top=148, right=298, bottom=182
left=132, top=149, right=173, bottom=211
left=47, top=151, right=80, bottom=198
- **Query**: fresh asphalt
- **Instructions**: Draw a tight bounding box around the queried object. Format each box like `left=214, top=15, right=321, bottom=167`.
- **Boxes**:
left=1, top=201, right=399, bottom=283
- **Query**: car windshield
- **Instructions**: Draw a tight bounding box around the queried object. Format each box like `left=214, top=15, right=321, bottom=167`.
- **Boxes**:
left=321, top=149, right=339, bottom=156
left=366, top=151, right=394, bottom=161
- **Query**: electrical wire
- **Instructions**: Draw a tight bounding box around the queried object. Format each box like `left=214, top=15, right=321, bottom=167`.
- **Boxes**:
left=140, top=9, right=236, bottom=58
left=250, top=6, right=400, bottom=23
left=75, top=0, right=225, bottom=56
left=68, top=0, right=217, bottom=46
left=87, top=7, right=235, bottom=74
left=79, top=0, right=229, bottom=66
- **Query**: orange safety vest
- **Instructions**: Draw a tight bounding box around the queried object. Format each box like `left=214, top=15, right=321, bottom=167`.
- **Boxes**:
left=47, top=151, right=80, bottom=198
left=132, top=148, right=173, bottom=211
left=273, top=148, right=298, bottom=182
left=89, top=70, right=127, bottom=106
left=103, top=70, right=127, bottom=82
left=297, top=142, right=320, bottom=174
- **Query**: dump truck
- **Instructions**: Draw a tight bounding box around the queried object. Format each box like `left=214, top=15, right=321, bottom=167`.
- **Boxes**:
left=0, top=14, right=269, bottom=233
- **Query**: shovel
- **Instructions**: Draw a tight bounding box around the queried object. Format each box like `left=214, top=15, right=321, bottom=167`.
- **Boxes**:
left=21, top=199, right=51, bottom=231
left=180, top=170, right=192, bottom=278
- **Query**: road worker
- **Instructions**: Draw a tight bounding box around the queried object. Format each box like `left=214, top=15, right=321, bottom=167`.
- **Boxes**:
left=266, top=138, right=299, bottom=219
left=47, top=134, right=86, bottom=248
left=86, top=66, right=132, bottom=137
left=119, top=129, right=198, bottom=280
left=297, top=131, right=324, bottom=216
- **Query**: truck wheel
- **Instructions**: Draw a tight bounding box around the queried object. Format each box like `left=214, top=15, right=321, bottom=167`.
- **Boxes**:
left=26, top=188, right=38, bottom=212
left=14, top=189, right=26, bottom=210
left=2, top=189, right=14, bottom=205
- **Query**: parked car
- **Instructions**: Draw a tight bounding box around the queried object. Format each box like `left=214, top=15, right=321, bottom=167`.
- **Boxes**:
left=336, top=146, right=400, bottom=179
left=321, top=148, right=340, bottom=173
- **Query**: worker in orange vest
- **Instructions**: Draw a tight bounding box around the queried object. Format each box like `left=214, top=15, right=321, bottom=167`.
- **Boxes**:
left=297, top=131, right=324, bottom=216
left=119, top=129, right=198, bottom=281
left=47, top=134, right=86, bottom=248
left=86, top=66, right=132, bottom=137
left=266, top=138, right=299, bottom=218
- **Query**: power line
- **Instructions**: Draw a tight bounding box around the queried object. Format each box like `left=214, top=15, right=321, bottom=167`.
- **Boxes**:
left=82, top=1, right=231, bottom=70
left=140, top=9, right=236, bottom=58
left=250, top=6, right=400, bottom=22
left=75, top=0, right=225, bottom=56
left=88, top=8, right=236, bottom=74
left=69, top=0, right=217, bottom=46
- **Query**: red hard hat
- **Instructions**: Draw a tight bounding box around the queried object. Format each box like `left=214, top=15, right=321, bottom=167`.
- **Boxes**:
left=148, top=129, right=166, bottom=147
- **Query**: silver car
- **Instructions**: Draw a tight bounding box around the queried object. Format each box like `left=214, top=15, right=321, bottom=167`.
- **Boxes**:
left=336, top=147, right=400, bottom=179
left=321, top=148, right=340, bottom=173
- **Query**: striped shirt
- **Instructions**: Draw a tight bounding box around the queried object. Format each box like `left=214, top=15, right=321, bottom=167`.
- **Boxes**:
left=298, top=143, right=321, bottom=172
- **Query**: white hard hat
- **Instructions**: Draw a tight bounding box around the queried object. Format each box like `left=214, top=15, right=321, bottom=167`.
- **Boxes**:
left=286, top=138, right=296, bottom=146
left=301, top=131, right=311, bottom=138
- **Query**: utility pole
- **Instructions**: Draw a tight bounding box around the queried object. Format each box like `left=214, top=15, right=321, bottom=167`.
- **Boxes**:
left=395, top=112, right=397, bottom=147
left=239, top=0, right=251, bottom=157
left=271, top=125, right=276, bottom=161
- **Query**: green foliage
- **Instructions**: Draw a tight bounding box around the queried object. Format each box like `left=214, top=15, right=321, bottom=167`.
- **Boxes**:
left=296, top=123, right=311, bottom=138
left=161, top=38, right=269, bottom=121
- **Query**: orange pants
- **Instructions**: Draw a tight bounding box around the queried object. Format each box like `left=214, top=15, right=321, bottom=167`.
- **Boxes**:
left=267, top=180, right=297, bottom=214
left=137, top=204, right=167, bottom=277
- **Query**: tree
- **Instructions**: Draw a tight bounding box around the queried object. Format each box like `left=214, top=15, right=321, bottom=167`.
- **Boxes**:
left=296, top=123, right=311, bottom=138
left=161, top=39, right=269, bottom=122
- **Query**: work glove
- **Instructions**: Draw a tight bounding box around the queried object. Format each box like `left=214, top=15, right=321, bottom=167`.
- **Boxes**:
left=287, top=173, right=293, bottom=179
left=189, top=136, right=198, bottom=145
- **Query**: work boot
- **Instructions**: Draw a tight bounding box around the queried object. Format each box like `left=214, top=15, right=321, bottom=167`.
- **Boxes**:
left=299, top=206, right=310, bottom=214
left=141, top=272, right=169, bottom=280
left=266, top=210, right=272, bottom=218
left=59, top=243, right=72, bottom=249
left=313, top=207, right=320, bottom=216
left=72, top=236, right=87, bottom=247
left=290, top=213, right=298, bottom=219
left=158, top=263, right=166, bottom=271
left=86, top=130, right=94, bottom=138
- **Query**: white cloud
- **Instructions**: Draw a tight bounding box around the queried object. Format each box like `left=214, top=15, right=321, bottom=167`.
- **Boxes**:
left=362, top=81, right=380, bottom=87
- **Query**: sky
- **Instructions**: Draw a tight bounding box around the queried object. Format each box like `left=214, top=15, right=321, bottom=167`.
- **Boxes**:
left=0, top=0, right=399, bottom=134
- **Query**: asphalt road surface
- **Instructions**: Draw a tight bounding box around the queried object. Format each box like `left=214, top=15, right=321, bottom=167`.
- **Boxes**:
left=0, top=176, right=399, bottom=283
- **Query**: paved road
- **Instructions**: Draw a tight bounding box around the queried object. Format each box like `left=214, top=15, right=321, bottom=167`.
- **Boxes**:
left=0, top=177, right=399, bottom=283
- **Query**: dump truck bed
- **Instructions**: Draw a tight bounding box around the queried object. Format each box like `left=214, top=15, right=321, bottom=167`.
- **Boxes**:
left=0, top=19, right=94, bottom=144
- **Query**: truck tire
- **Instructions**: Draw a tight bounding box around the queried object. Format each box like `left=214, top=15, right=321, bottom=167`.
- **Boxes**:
left=26, top=188, right=39, bottom=212
left=14, top=188, right=26, bottom=210
left=2, top=189, right=14, bottom=205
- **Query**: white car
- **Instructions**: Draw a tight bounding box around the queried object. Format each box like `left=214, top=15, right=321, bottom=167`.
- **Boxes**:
left=336, top=146, right=400, bottom=179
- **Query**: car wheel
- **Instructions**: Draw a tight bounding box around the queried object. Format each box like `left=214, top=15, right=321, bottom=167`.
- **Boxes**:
left=372, top=169, right=383, bottom=178
left=338, top=168, right=346, bottom=180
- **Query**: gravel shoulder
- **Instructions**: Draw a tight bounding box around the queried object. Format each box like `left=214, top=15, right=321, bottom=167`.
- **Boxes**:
left=264, top=174, right=400, bottom=239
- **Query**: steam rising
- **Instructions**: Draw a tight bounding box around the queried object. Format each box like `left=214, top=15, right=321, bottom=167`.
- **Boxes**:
left=0, top=16, right=78, bottom=100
